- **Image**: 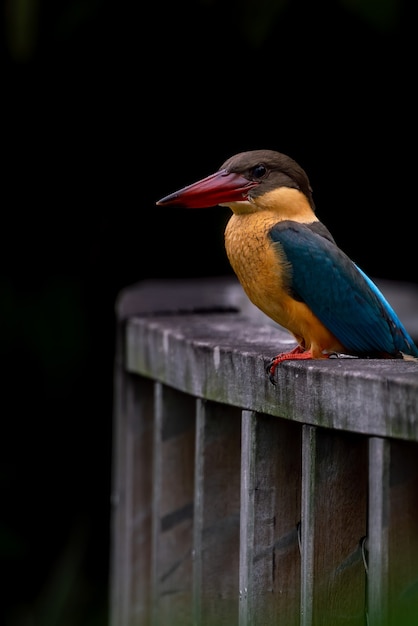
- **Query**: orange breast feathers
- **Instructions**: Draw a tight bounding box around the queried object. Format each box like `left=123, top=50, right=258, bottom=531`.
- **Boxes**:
left=224, top=212, right=345, bottom=358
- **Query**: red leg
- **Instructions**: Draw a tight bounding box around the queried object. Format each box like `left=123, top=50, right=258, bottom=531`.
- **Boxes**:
left=266, top=346, right=315, bottom=384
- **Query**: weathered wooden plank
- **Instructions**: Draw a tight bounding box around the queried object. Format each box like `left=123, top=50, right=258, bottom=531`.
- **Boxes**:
left=128, top=377, right=155, bottom=625
left=238, top=410, right=255, bottom=626
left=112, top=277, right=418, bottom=625
left=151, top=383, right=195, bottom=626
left=300, top=425, right=316, bottom=626
left=387, top=440, right=418, bottom=625
left=126, top=314, right=418, bottom=442
left=192, top=400, right=204, bottom=626
left=110, top=373, right=154, bottom=626
left=367, top=436, right=390, bottom=626
left=193, top=399, right=241, bottom=626
left=312, top=429, right=368, bottom=625
left=301, top=426, right=368, bottom=626
left=239, top=411, right=301, bottom=626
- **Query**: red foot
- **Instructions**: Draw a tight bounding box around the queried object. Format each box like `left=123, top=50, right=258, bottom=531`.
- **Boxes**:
left=266, top=346, right=314, bottom=384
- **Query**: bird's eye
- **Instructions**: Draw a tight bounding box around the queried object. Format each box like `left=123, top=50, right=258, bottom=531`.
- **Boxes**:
left=251, top=164, right=267, bottom=179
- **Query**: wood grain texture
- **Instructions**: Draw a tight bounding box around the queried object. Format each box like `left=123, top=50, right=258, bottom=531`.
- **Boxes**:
left=111, top=278, right=418, bottom=626
left=240, top=411, right=301, bottom=626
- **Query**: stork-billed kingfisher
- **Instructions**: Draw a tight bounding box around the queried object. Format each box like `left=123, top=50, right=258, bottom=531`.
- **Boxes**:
left=157, top=149, right=418, bottom=382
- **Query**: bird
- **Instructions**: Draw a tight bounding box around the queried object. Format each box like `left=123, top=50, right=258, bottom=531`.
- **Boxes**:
left=156, top=149, right=418, bottom=383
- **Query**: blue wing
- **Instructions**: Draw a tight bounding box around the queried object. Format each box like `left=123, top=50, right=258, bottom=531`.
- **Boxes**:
left=269, top=221, right=418, bottom=357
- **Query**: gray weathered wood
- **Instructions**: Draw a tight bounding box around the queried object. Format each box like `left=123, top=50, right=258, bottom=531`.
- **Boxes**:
left=312, top=430, right=367, bottom=625
left=367, top=437, right=390, bottom=626
left=238, top=411, right=255, bottom=626
left=111, top=277, right=418, bottom=626
left=367, top=437, right=418, bottom=626
left=126, top=313, right=418, bottom=441
left=240, top=411, right=301, bottom=626
left=300, top=425, right=316, bottom=626
left=110, top=371, right=154, bottom=626
left=301, top=426, right=368, bottom=626
left=387, top=440, right=418, bottom=624
left=192, top=399, right=241, bottom=625
left=192, top=399, right=204, bottom=626
left=151, top=383, right=195, bottom=626
left=151, top=382, right=162, bottom=626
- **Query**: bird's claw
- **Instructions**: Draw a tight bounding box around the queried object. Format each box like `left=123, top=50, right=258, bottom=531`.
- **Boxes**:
left=266, top=346, right=312, bottom=384
left=265, top=357, right=278, bottom=385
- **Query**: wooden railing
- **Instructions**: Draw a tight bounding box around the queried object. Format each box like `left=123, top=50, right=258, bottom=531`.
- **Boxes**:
left=110, top=277, right=418, bottom=626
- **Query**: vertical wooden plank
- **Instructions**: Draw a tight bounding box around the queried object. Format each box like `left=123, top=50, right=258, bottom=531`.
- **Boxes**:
left=110, top=372, right=154, bottom=626
left=152, top=382, right=196, bottom=626
left=303, top=427, right=368, bottom=626
left=368, top=436, right=390, bottom=626
left=240, top=411, right=301, bottom=626
left=127, top=375, right=155, bottom=626
left=151, top=382, right=162, bottom=626
left=130, top=376, right=155, bottom=625
left=193, top=399, right=242, bottom=626
left=300, top=424, right=316, bottom=626
left=388, top=440, right=418, bottom=625
left=316, top=429, right=368, bottom=625
left=193, top=399, right=204, bottom=626
left=239, top=411, right=256, bottom=626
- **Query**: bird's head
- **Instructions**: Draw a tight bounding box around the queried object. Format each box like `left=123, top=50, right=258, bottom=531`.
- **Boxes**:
left=156, top=149, right=316, bottom=216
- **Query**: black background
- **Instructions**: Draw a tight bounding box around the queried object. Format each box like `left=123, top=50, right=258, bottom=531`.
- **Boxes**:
left=2, top=1, right=417, bottom=624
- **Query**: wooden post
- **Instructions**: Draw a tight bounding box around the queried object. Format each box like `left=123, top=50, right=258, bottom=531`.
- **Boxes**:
left=387, top=440, right=418, bottom=625
left=151, top=383, right=196, bottom=626
left=301, top=426, right=368, bottom=626
left=239, top=411, right=301, bottom=626
left=239, top=411, right=256, bottom=626
left=110, top=372, right=155, bottom=626
left=367, top=436, right=390, bottom=625
left=300, top=425, right=316, bottom=626
left=193, top=399, right=241, bottom=626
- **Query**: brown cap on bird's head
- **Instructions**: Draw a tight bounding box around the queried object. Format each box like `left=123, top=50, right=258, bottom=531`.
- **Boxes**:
left=220, top=150, right=316, bottom=211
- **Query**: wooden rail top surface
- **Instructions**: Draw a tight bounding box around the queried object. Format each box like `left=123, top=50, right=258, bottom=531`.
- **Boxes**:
left=117, top=276, right=418, bottom=442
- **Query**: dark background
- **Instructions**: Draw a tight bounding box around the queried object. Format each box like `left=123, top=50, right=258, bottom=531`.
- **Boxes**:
left=1, top=1, right=416, bottom=624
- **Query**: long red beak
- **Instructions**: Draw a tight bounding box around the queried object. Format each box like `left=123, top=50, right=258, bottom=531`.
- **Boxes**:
left=156, top=169, right=259, bottom=208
